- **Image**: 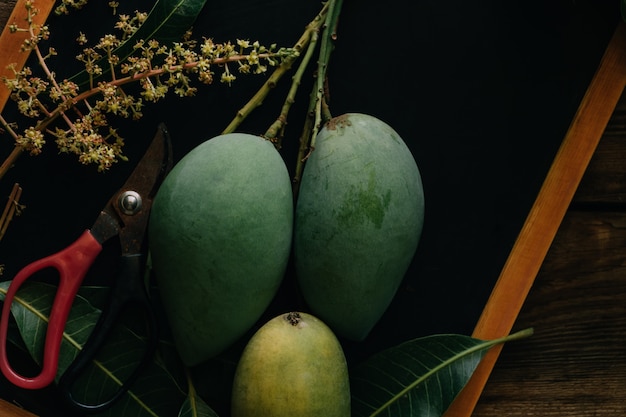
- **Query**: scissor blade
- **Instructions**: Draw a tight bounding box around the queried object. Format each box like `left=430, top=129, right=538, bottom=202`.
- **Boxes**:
left=119, top=123, right=173, bottom=202
left=90, top=123, right=173, bottom=246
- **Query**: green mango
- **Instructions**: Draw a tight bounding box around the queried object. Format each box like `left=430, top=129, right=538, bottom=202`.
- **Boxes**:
left=294, top=113, right=425, bottom=341
left=149, top=133, right=293, bottom=366
left=231, top=311, right=351, bottom=417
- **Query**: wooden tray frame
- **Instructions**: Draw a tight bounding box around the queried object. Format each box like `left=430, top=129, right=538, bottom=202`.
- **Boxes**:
left=445, top=19, right=626, bottom=417
left=1, top=2, right=625, bottom=416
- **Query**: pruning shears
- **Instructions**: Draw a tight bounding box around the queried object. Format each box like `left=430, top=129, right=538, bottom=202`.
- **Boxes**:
left=0, top=123, right=173, bottom=412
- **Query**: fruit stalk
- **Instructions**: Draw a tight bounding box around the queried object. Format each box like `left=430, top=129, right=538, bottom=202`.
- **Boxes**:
left=293, top=0, right=344, bottom=197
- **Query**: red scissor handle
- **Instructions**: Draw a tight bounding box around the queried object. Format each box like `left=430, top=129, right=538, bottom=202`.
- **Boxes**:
left=0, top=230, right=102, bottom=389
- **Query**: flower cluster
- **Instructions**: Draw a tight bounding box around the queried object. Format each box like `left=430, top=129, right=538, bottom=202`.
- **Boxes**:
left=0, top=1, right=298, bottom=171
left=53, top=119, right=126, bottom=169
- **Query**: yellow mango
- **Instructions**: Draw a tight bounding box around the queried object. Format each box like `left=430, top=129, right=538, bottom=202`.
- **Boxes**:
left=231, top=312, right=350, bottom=417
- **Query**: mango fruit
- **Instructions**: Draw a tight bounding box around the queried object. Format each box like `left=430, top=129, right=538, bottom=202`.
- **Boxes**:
left=294, top=113, right=425, bottom=341
left=231, top=311, right=350, bottom=417
left=148, top=133, right=293, bottom=366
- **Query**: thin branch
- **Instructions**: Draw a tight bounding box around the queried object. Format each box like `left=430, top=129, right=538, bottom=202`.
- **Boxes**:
left=0, top=182, right=24, bottom=242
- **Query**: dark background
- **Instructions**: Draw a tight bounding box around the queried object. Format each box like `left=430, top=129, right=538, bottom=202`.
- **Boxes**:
left=0, top=0, right=621, bottom=415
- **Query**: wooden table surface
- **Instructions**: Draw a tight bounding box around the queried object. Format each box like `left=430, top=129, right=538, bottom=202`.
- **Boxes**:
left=0, top=1, right=624, bottom=416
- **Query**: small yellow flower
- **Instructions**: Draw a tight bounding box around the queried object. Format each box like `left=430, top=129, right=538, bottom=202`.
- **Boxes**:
left=220, top=71, right=236, bottom=85
left=76, top=32, right=88, bottom=45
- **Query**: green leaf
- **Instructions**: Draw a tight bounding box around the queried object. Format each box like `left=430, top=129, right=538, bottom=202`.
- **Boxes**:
left=68, top=0, right=208, bottom=88
left=0, top=280, right=100, bottom=372
left=178, top=391, right=219, bottom=417
left=350, top=329, right=533, bottom=417
left=0, top=281, right=188, bottom=417
left=1, top=278, right=532, bottom=417
left=177, top=361, right=221, bottom=417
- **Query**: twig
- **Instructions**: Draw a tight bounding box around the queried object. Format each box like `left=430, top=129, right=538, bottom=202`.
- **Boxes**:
left=0, top=182, right=24, bottom=242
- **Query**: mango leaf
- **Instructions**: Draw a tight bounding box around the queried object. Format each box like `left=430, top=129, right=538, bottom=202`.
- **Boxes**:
left=178, top=391, right=219, bottom=417
left=350, top=329, right=533, bottom=417
left=0, top=280, right=100, bottom=372
left=68, top=0, right=208, bottom=89
left=177, top=360, right=222, bottom=417
left=0, top=281, right=188, bottom=417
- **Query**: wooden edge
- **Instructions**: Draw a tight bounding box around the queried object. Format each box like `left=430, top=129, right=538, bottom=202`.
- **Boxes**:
left=0, top=2, right=54, bottom=416
left=0, top=399, right=38, bottom=417
left=443, top=20, right=626, bottom=417
left=0, top=0, right=56, bottom=113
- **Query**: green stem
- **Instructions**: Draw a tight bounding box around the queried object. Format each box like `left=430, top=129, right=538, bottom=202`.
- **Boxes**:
left=184, top=367, right=198, bottom=404
left=221, top=2, right=330, bottom=136
left=311, top=0, right=343, bottom=136
left=293, top=0, right=344, bottom=198
left=261, top=27, right=320, bottom=146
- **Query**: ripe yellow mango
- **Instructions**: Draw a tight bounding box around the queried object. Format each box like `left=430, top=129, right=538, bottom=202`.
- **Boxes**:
left=231, top=312, right=350, bottom=417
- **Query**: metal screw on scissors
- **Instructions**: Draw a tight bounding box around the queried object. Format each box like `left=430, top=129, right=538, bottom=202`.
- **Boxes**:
left=0, top=123, right=173, bottom=412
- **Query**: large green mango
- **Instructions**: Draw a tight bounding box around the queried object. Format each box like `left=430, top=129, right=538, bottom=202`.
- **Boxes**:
left=149, top=133, right=293, bottom=366
left=294, top=113, right=424, bottom=341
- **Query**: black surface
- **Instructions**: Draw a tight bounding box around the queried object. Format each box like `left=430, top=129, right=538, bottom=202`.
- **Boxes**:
left=0, top=0, right=620, bottom=416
